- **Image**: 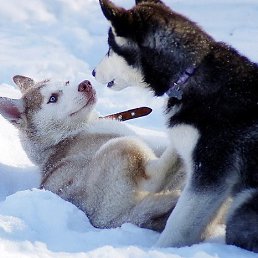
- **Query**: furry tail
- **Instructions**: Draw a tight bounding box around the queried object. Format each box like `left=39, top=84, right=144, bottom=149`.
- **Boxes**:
left=226, top=188, right=258, bottom=252
left=128, top=190, right=180, bottom=232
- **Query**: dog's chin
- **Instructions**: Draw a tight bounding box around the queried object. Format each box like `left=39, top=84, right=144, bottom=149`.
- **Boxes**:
left=70, top=95, right=97, bottom=117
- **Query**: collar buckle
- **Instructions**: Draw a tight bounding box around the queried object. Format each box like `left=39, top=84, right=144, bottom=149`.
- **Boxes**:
left=166, top=66, right=196, bottom=100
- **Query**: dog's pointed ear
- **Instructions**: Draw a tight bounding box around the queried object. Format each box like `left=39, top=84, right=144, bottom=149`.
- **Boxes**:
left=99, top=0, right=126, bottom=21
left=0, top=97, right=24, bottom=125
left=13, top=75, right=35, bottom=93
left=99, top=0, right=133, bottom=36
left=135, top=0, right=164, bottom=5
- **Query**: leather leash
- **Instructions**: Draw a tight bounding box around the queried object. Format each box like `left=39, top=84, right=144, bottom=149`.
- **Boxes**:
left=100, top=107, right=152, bottom=121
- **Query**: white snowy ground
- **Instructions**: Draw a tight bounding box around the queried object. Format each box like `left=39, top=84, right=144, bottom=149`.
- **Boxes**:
left=0, top=0, right=258, bottom=257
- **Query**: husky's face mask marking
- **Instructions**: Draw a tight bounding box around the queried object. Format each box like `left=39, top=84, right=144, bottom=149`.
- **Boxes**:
left=94, top=0, right=212, bottom=96
left=93, top=0, right=157, bottom=91
left=0, top=76, right=97, bottom=138
left=94, top=28, right=147, bottom=91
left=30, top=79, right=97, bottom=134
left=93, top=0, right=169, bottom=92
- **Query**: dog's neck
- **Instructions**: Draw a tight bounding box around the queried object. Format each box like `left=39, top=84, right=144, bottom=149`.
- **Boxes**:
left=19, top=110, right=100, bottom=167
left=166, top=66, right=197, bottom=100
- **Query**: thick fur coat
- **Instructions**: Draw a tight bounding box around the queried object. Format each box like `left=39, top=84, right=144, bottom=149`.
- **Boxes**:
left=0, top=76, right=184, bottom=232
left=93, top=0, right=258, bottom=252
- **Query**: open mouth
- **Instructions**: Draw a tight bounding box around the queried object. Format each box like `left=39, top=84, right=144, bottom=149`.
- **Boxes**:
left=70, top=94, right=96, bottom=116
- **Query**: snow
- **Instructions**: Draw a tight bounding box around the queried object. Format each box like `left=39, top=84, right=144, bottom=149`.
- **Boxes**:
left=0, top=0, right=257, bottom=257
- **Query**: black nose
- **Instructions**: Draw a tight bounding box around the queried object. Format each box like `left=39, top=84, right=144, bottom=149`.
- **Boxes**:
left=92, top=69, right=96, bottom=77
left=78, top=80, right=92, bottom=93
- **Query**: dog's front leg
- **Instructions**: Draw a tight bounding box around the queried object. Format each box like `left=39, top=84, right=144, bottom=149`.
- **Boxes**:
left=153, top=124, right=226, bottom=247
left=142, top=147, right=180, bottom=192
left=155, top=181, right=229, bottom=247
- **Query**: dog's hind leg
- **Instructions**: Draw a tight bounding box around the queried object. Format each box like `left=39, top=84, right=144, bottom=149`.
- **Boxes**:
left=128, top=190, right=181, bottom=232
left=226, top=188, right=258, bottom=252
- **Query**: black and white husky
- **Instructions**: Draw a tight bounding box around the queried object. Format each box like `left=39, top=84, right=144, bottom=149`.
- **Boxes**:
left=0, top=76, right=184, bottom=232
left=93, top=0, right=258, bottom=252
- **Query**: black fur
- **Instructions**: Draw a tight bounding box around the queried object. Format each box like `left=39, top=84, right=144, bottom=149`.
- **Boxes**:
left=108, top=28, right=138, bottom=66
left=99, top=0, right=258, bottom=252
left=226, top=190, right=258, bottom=252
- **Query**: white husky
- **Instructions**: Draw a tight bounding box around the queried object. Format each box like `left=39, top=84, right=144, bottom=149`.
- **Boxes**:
left=0, top=75, right=184, bottom=231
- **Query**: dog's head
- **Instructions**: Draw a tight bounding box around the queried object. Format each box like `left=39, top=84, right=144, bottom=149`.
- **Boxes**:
left=0, top=76, right=97, bottom=142
left=93, top=0, right=212, bottom=96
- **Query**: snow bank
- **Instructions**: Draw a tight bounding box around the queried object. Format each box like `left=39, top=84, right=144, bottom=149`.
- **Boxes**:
left=0, top=189, right=255, bottom=258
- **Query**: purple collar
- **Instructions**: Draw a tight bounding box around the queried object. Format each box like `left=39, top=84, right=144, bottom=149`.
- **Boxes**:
left=166, top=66, right=196, bottom=100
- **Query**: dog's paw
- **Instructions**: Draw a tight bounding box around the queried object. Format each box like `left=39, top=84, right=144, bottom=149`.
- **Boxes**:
left=154, top=231, right=187, bottom=248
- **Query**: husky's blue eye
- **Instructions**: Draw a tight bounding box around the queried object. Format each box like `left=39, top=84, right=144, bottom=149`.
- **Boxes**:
left=48, top=94, right=58, bottom=104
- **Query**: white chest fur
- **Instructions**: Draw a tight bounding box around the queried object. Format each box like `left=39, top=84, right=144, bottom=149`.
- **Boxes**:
left=168, top=124, right=200, bottom=175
